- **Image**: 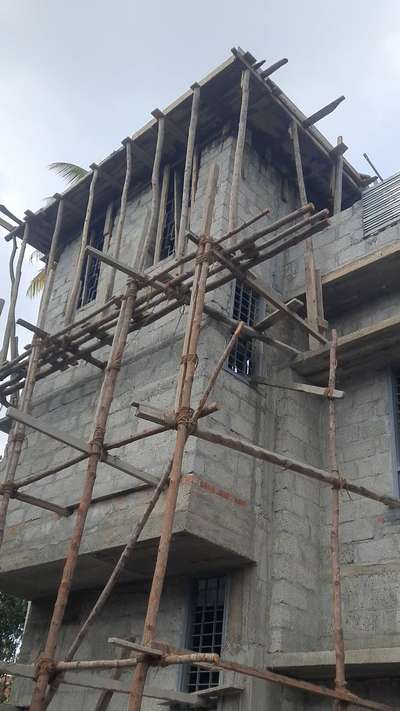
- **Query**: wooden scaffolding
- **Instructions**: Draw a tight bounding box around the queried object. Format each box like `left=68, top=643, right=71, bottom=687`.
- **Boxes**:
left=0, top=48, right=397, bottom=711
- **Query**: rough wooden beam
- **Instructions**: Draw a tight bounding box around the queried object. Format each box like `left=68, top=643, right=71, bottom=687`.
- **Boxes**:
left=14, top=491, right=71, bottom=517
left=303, top=96, right=345, bottom=128
left=259, top=57, right=288, bottom=78
left=204, top=304, right=300, bottom=356
left=254, top=297, right=303, bottom=331
left=59, top=673, right=209, bottom=707
left=6, top=407, right=158, bottom=486
left=252, top=377, right=344, bottom=399
left=333, top=136, right=344, bottom=215
left=212, top=243, right=327, bottom=344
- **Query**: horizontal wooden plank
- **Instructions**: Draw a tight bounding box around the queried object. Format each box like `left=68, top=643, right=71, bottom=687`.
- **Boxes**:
left=252, top=377, right=344, bottom=399
left=60, top=672, right=208, bottom=707
left=293, top=314, right=400, bottom=382
left=254, top=297, right=304, bottom=331
left=6, top=407, right=91, bottom=454
left=7, top=408, right=158, bottom=487
left=109, top=637, right=163, bottom=657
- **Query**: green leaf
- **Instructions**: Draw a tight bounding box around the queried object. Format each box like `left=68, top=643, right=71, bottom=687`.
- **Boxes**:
left=0, top=592, right=27, bottom=662
left=28, top=250, right=43, bottom=265
left=48, top=162, right=89, bottom=186
left=26, top=268, right=46, bottom=298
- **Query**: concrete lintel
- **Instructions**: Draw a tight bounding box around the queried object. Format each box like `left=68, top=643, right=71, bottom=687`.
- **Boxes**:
left=266, top=647, right=400, bottom=679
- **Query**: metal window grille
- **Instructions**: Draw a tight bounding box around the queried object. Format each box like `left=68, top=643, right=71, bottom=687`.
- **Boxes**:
left=78, top=212, right=107, bottom=308
left=186, top=577, right=226, bottom=692
left=228, top=281, right=258, bottom=376
left=160, top=177, right=176, bottom=260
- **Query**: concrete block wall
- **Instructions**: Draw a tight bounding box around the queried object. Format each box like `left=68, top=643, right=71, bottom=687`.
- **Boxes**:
left=5, top=123, right=400, bottom=709
left=284, top=198, right=400, bottom=300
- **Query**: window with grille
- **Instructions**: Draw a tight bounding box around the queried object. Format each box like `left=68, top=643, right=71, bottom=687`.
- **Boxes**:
left=228, top=281, right=258, bottom=376
left=160, top=175, right=176, bottom=260
left=78, top=211, right=107, bottom=308
left=185, top=577, right=226, bottom=693
left=391, top=370, right=400, bottom=494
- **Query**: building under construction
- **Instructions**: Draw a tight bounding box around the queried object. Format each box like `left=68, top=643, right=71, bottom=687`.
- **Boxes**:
left=0, top=47, right=399, bottom=711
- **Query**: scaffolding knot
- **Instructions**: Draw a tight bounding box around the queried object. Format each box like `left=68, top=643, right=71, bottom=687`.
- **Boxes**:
left=34, top=655, right=57, bottom=681
left=195, top=251, right=211, bottom=265
left=90, top=425, right=106, bottom=449
left=0, top=482, right=16, bottom=497
left=176, top=407, right=194, bottom=427
left=180, top=353, right=199, bottom=369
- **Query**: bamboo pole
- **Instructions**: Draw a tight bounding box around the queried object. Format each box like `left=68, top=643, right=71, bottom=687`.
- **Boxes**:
left=289, top=119, right=322, bottom=350
left=191, top=425, right=400, bottom=508
left=176, top=83, right=200, bottom=259
left=0, top=201, right=64, bottom=549
left=105, top=140, right=133, bottom=301
left=15, top=453, right=88, bottom=489
left=64, top=169, right=99, bottom=324
left=41, top=462, right=171, bottom=710
left=0, top=207, right=329, bottom=401
left=192, top=321, right=244, bottom=422
left=0, top=222, right=29, bottom=365
left=228, top=69, right=250, bottom=232
left=29, top=279, right=138, bottom=711
left=93, top=640, right=136, bottom=711
left=127, top=163, right=219, bottom=711
left=8, top=236, right=18, bottom=365
left=328, top=330, right=346, bottom=711
left=333, top=137, right=344, bottom=215
left=189, top=146, right=199, bottom=228
left=154, top=164, right=170, bottom=263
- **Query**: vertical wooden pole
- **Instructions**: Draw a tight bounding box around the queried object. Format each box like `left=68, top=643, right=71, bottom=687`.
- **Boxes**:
left=173, top=169, right=182, bottom=250
left=154, top=165, right=171, bottom=263
left=29, top=278, right=138, bottom=711
left=328, top=330, right=346, bottom=710
left=189, top=146, right=199, bottom=228
left=105, top=139, right=133, bottom=301
left=41, top=464, right=172, bottom=711
left=140, top=113, right=165, bottom=268
left=176, top=83, right=201, bottom=259
left=290, top=120, right=322, bottom=350
left=228, top=69, right=250, bottom=232
left=333, top=137, right=344, bottom=215
left=0, top=200, right=64, bottom=550
left=64, top=168, right=99, bottom=324
left=0, top=222, right=29, bottom=365
left=127, top=163, right=219, bottom=711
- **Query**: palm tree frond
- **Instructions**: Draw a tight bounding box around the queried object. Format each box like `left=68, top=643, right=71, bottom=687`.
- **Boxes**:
left=48, top=162, right=89, bottom=186
left=29, top=250, right=44, bottom=265
left=26, top=268, right=46, bottom=299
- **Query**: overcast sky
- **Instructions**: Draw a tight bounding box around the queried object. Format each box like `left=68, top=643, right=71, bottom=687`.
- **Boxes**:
left=0, top=0, right=399, bottom=439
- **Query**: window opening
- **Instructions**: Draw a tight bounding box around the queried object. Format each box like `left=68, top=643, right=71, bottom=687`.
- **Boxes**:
left=185, top=576, right=226, bottom=692
left=228, top=281, right=258, bottom=376
left=78, top=211, right=107, bottom=308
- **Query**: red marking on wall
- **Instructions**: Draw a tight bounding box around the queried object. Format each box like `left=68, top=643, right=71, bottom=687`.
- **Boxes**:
left=182, top=474, right=248, bottom=508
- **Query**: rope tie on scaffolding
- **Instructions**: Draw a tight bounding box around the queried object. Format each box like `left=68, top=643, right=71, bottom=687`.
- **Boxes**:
left=176, top=407, right=194, bottom=427
left=180, top=353, right=199, bottom=368
left=34, top=655, right=57, bottom=682
left=0, top=482, right=16, bottom=497
left=90, top=425, right=106, bottom=453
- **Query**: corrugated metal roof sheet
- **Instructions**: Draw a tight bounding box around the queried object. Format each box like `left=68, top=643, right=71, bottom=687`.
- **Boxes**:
left=362, top=171, right=400, bottom=238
